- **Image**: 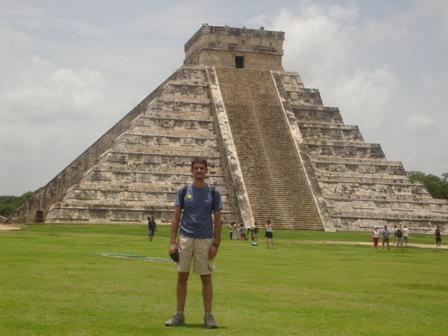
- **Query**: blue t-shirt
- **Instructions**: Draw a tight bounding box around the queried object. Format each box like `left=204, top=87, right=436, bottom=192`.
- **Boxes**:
left=175, top=183, right=223, bottom=238
left=382, top=229, right=390, bottom=238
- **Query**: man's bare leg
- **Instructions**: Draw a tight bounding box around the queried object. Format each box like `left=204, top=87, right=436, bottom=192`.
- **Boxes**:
left=177, top=272, right=189, bottom=312
left=200, top=274, right=213, bottom=313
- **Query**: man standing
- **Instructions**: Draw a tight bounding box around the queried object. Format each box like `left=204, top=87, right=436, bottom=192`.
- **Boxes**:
left=392, top=225, right=397, bottom=246
left=403, top=225, right=409, bottom=246
left=395, top=225, right=404, bottom=252
left=147, top=216, right=157, bottom=241
left=382, top=225, right=390, bottom=250
left=165, top=157, right=223, bottom=329
left=435, top=226, right=442, bottom=247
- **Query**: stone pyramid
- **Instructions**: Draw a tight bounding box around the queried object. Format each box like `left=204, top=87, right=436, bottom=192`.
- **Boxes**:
left=8, top=25, right=448, bottom=233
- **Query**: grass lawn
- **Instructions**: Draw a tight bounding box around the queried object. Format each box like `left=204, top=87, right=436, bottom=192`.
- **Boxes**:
left=1, top=225, right=447, bottom=336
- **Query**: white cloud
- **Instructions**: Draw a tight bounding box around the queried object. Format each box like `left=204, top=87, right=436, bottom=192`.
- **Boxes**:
left=1, top=2, right=46, bottom=30
left=332, top=66, right=400, bottom=128
left=271, top=6, right=356, bottom=80
left=405, top=114, right=437, bottom=136
left=49, top=18, right=109, bottom=38
left=1, top=62, right=106, bottom=125
left=413, top=0, right=448, bottom=33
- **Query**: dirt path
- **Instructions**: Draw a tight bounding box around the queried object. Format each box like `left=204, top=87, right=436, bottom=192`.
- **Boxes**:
left=0, top=224, right=23, bottom=231
left=299, top=240, right=448, bottom=250
left=1, top=225, right=446, bottom=250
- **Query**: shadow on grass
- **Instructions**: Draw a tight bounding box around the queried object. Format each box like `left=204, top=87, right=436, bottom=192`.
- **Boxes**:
left=166, top=323, right=228, bottom=330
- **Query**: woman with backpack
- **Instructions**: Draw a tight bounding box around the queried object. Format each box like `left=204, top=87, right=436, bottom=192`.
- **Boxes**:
left=395, top=225, right=404, bottom=252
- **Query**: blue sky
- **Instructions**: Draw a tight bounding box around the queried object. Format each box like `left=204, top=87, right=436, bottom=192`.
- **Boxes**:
left=1, top=0, right=447, bottom=195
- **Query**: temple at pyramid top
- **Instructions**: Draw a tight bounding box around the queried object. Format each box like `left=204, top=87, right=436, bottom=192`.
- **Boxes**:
left=184, top=24, right=285, bottom=70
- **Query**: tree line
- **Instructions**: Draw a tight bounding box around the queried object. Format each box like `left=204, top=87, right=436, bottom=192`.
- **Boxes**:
left=0, top=192, right=35, bottom=218
left=1, top=171, right=448, bottom=218
left=406, top=171, right=448, bottom=200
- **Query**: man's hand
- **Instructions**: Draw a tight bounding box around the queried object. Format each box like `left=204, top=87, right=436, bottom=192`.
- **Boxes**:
left=208, top=244, right=218, bottom=260
left=169, top=243, right=178, bottom=255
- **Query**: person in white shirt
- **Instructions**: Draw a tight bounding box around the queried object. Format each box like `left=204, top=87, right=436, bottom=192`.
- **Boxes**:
left=372, top=226, right=380, bottom=249
left=403, top=225, right=409, bottom=246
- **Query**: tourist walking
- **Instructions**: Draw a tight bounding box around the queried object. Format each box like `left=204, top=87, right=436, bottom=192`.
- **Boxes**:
left=165, top=157, right=223, bottom=329
left=238, top=222, right=246, bottom=240
left=232, top=222, right=238, bottom=240
left=381, top=225, right=390, bottom=250
left=435, top=226, right=442, bottom=247
left=403, top=225, right=409, bottom=246
left=253, top=223, right=259, bottom=241
left=395, top=224, right=404, bottom=252
left=147, top=216, right=157, bottom=241
left=392, top=225, right=397, bottom=246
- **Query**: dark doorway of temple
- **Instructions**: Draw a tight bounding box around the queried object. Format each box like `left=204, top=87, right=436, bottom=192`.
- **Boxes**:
left=235, top=56, right=244, bottom=68
left=36, top=210, right=44, bottom=223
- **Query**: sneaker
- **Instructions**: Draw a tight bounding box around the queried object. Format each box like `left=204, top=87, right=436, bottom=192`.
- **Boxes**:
left=204, top=313, right=218, bottom=329
left=165, top=313, right=185, bottom=327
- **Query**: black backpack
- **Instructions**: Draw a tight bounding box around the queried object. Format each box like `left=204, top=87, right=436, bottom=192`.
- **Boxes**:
left=396, top=228, right=403, bottom=238
left=179, top=185, right=216, bottom=211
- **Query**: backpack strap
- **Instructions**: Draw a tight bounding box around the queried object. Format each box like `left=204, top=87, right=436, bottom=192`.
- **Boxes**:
left=179, top=185, right=216, bottom=212
left=211, top=186, right=216, bottom=212
left=180, top=185, right=188, bottom=210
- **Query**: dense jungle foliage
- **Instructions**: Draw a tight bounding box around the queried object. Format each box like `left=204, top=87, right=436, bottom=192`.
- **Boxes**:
left=0, top=191, right=35, bottom=218
left=407, top=171, right=448, bottom=200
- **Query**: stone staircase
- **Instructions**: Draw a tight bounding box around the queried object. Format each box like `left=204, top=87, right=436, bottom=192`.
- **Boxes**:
left=215, top=68, right=324, bottom=230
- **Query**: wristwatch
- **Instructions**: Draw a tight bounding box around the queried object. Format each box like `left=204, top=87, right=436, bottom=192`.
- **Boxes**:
left=212, top=243, right=219, bottom=248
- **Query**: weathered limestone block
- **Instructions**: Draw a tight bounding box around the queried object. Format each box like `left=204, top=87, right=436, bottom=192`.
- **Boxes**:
left=293, top=107, right=344, bottom=123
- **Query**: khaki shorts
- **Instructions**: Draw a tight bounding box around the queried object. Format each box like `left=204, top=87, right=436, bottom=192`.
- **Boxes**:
left=178, top=236, right=215, bottom=275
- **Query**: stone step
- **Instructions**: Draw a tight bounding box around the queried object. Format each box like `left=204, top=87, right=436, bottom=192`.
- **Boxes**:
left=47, top=203, right=234, bottom=224
left=300, top=124, right=364, bottom=142
left=315, top=174, right=411, bottom=183
left=318, top=181, right=432, bottom=198
left=293, top=106, right=344, bottom=124
left=311, top=160, right=406, bottom=177
left=286, top=88, right=324, bottom=107
left=305, top=142, right=386, bottom=159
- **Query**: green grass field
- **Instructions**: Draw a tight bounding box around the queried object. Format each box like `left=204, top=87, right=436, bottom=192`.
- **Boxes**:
left=1, top=225, right=447, bottom=336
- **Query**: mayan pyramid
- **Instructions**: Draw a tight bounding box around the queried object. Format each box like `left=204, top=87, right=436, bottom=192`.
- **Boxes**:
left=8, top=25, right=448, bottom=233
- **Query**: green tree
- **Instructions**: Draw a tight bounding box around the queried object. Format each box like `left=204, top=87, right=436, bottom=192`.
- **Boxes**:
left=407, top=171, right=448, bottom=200
left=0, top=192, right=35, bottom=217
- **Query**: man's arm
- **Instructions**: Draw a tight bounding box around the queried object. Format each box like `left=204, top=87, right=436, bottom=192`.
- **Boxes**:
left=213, top=211, right=222, bottom=245
left=169, top=205, right=181, bottom=253
left=208, top=210, right=222, bottom=260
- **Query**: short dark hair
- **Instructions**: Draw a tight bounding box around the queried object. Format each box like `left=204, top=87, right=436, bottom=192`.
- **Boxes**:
left=191, top=157, right=208, bottom=169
